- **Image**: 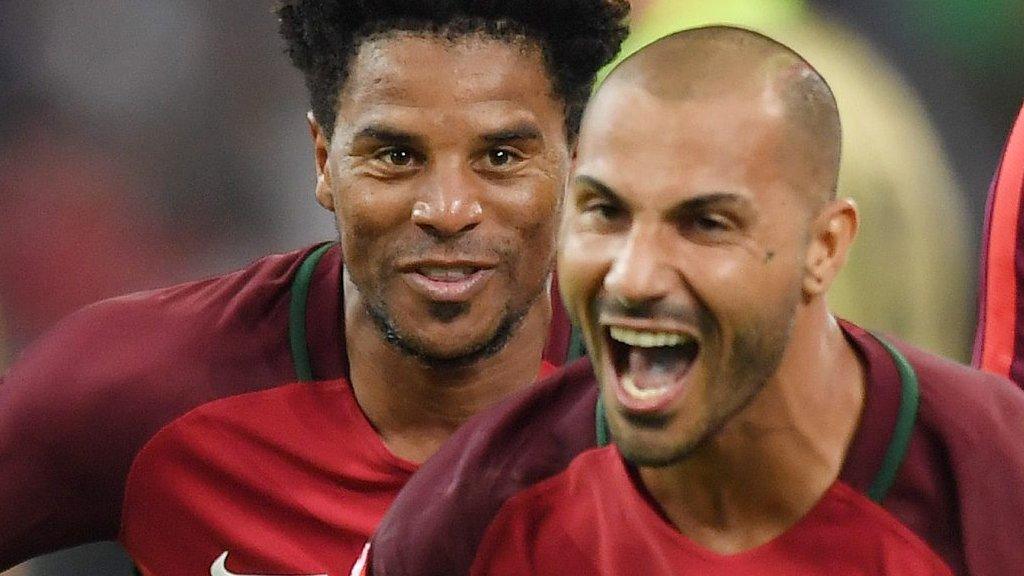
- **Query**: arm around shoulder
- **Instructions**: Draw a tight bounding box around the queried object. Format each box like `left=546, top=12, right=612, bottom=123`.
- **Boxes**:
left=0, top=298, right=164, bottom=569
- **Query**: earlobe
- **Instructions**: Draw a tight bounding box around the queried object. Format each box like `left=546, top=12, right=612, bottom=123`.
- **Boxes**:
left=803, top=199, right=858, bottom=297
left=307, top=111, right=336, bottom=212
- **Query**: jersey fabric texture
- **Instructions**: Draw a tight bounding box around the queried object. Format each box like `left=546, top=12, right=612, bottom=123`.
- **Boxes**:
left=975, top=103, right=1024, bottom=386
left=0, top=243, right=573, bottom=574
left=366, top=321, right=1024, bottom=576
left=472, top=449, right=952, bottom=576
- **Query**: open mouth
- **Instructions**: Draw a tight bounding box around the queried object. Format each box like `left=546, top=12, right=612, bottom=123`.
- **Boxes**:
left=607, top=325, right=700, bottom=413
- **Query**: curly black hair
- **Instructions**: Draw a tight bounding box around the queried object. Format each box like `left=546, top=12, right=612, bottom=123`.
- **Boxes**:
left=276, top=0, right=629, bottom=141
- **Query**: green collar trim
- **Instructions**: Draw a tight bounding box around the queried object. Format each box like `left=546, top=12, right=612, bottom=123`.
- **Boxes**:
left=593, top=331, right=919, bottom=503
left=865, top=332, right=920, bottom=503
left=289, top=242, right=336, bottom=382
left=595, top=393, right=611, bottom=447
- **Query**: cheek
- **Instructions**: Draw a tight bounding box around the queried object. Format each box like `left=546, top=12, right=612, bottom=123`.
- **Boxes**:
left=557, top=230, right=619, bottom=320
left=336, top=184, right=411, bottom=238
left=334, top=184, right=415, bottom=280
left=684, top=244, right=803, bottom=325
left=491, top=176, right=562, bottom=230
left=489, top=176, right=563, bottom=264
left=490, top=149, right=566, bottom=230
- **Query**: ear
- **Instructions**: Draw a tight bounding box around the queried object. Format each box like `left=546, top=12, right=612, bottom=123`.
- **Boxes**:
left=307, top=111, right=336, bottom=212
left=803, top=198, right=858, bottom=297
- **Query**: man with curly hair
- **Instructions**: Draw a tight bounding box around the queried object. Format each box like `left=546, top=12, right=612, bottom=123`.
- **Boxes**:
left=0, top=2, right=627, bottom=574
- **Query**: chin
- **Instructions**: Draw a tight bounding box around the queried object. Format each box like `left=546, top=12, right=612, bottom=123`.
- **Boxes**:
left=611, top=412, right=709, bottom=468
left=619, top=439, right=706, bottom=468
left=383, top=307, right=525, bottom=368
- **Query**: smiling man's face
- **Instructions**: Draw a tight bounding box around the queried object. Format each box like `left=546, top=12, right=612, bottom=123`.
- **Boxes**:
left=314, top=33, right=568, bottom=365
left=560, top=79, right=821, bottom=466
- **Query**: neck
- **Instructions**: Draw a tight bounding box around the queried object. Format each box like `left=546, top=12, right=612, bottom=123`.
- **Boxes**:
left=639, top=307, right=865, bottom=553
left=344, top=275, right=551, bottom=464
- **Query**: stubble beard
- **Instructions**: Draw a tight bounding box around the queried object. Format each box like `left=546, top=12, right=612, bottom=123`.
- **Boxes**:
left=616, top=303, right=798, bottom=469
left=364, top=295, right=534, bottom=370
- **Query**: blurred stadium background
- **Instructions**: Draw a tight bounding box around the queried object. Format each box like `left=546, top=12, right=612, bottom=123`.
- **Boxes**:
left=1, top=0, right=1021, bottom=574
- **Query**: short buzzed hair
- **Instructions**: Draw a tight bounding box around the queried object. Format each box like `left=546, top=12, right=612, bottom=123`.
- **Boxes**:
left=597, top=26, right=842, bottom=202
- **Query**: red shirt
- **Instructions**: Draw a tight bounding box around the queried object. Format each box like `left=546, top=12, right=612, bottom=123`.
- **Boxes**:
left=124, top=379, right=417, bottom=576
left=473, top=447, right=952, bottom=575
left=0, top=243, right=572, bottom=573
left=366, top=322, right=1024, bottom=576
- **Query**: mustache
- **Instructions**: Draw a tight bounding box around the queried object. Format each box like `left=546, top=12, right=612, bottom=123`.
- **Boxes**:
left=595, top=296, right=712, bottom=330
left=396, top=236, right=514, bottom=261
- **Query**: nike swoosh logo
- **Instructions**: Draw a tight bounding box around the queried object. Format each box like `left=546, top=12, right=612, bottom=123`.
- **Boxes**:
left=349, top=543, right=370, bottom=576
left=210, top=552, right=328, bottom=576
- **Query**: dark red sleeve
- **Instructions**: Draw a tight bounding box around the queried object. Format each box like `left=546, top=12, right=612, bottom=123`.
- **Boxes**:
left=0, top=298, right=181, bottom=568
left=369, top=360, right=599, bottom=576
left=910, top=347, right=1024, bottom=576
left=0, top=246, right=330, bottom=570
left=974, top=104, right=1024, bottom=386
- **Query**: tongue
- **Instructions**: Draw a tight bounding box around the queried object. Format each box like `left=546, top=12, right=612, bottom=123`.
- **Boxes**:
left=626, top=346, right=687, bottom=390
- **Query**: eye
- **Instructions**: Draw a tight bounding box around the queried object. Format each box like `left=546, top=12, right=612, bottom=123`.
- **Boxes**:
left=694, top=214, right=730, bottom=232
left=484, top=148, right=524, bottom=169
left=374, top=147, right=418, bottom=167
left=591, top=202, right=622, bottom=220
left=679, top=211, right=740, bottom=243
left=579, top=196, right=625, bottom=224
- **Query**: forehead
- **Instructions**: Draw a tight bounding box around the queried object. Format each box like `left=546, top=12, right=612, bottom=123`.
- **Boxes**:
left=336, top=34, right=560, bottom=132
left=575, top=84, right=803, bottom=206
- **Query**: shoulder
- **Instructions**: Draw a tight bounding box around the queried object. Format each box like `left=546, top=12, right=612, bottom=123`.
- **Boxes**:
left=0, top=246, right=329, bottom=490
left=5, top=244, right=326, bottom=402
left=0, top=245, right=332, bottom=560
left=370, top=359, right=600, bottom=576
left=891, top=338, right=1024, bottom=574
left=897, top=339, right=1024, bottom=441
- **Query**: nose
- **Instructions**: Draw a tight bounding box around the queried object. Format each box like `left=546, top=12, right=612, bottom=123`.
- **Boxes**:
left=603, top=225, right=676, bottom=306
left=411, top=163, right=483, bottom=237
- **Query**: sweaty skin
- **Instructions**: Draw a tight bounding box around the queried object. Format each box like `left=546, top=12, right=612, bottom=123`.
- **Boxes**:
left=559, top=27, right=863, bottom=553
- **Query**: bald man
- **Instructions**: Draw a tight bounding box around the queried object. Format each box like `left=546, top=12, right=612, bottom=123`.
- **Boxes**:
left=357, top=27, right=1024, bottom=576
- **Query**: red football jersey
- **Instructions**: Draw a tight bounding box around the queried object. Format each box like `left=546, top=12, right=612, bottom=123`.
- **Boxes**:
left=0, top=243, right=573, bottom=573
left=123, top=379, right=417, bottom=576
left=471, top=447, right=952, bottom=575
left=366, top=321, right=1024, bottom=576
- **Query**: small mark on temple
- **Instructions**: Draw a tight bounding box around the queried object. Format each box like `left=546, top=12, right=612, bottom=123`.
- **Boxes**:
left=765, top=250, right=776, bottom=263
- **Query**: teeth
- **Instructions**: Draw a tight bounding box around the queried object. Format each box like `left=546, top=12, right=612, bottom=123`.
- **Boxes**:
left=609, top=326, right=692, bottom=348
left=419, top=266, right=476, bottom=280
left=621, top=374, right=671, bottom=400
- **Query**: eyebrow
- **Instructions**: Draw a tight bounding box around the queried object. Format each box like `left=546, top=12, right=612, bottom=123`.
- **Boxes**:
left=574, top=175, right=623, bottom=204
left=674, top=192, right=751, bottom=212
left=574, top=175, right=751, bottom=213
left=352, top=124, right=419, bottom=146
left=482, top=123, right=543, bottom=145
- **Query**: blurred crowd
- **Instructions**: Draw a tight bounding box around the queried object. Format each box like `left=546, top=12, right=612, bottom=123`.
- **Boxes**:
left=1, top=0, right=1021, bottom=574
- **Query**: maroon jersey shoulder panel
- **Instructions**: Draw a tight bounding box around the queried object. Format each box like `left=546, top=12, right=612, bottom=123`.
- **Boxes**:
left=819, top=321, right=960, bottom=570
left=844, top=321, right=1024, bottom=575
left=0, top=244, right=343, bottom=569
left=896, top=337, right=1024, bottom=576
left=370, top=358, right=599, bottom=576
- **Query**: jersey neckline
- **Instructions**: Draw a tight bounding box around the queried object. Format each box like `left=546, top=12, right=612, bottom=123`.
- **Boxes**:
left=595, top=321, right=920, bottom=504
